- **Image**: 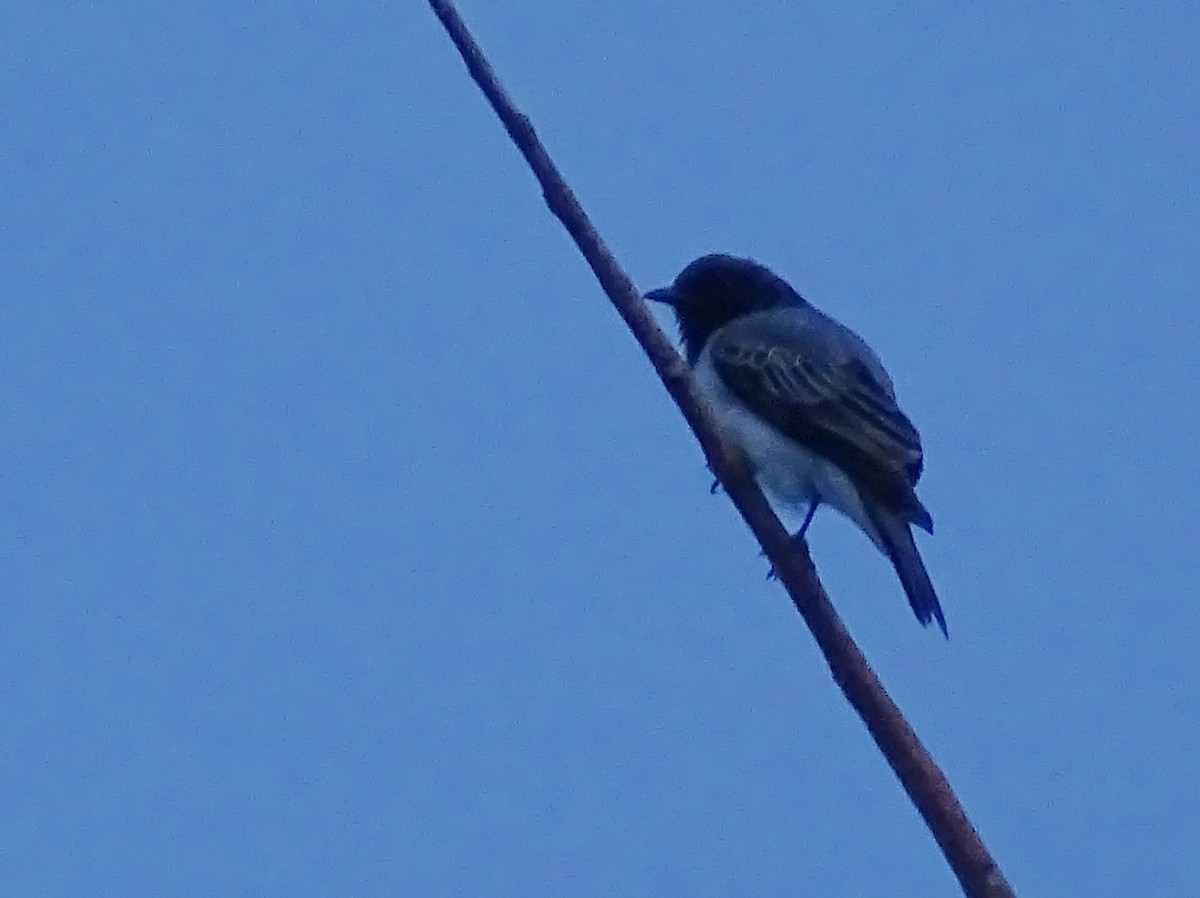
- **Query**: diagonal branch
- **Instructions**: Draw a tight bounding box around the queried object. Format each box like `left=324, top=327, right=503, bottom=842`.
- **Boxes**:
left=427, top=3, right=1015, bottom=896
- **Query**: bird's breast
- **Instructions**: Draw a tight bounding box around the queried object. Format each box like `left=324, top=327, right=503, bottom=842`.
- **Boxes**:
left=692, top=344, right=885, bottom=549
left=693, top=349, right=821, bottom=507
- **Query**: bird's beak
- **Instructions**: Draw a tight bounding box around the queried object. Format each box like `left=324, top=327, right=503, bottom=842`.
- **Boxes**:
left=644, top=287, right=675, bottom=305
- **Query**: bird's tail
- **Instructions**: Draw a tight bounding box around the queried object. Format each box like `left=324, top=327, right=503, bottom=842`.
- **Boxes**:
left=871, top=509, right=947, bottom=637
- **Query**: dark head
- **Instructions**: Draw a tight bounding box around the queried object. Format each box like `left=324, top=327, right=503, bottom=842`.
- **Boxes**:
left=644, top=254, right=806, bottom=362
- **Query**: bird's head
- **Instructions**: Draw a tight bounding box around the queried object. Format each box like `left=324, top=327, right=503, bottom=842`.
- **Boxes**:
left=645, top=254, right=805, bottom=362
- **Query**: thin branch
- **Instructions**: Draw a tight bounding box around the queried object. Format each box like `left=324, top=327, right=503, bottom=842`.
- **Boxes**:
left=427, top=3, right=1016, bottom=896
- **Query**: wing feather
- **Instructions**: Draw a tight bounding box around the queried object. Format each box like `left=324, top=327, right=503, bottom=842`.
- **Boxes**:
left=711, top=322, right=930, bottom=527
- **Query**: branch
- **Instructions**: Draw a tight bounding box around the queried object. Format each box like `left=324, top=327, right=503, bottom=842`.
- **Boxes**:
left=427, top=3, right=1015, bottom=896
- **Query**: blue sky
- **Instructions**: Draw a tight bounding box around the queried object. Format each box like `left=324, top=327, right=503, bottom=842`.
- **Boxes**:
left=2, top=2, right=1197, bottom=894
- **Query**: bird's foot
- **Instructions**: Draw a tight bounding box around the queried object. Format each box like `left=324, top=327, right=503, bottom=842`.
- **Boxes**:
left=794, top=501, right=818, bottom=541
left=761, top=502, right=820, bottom=580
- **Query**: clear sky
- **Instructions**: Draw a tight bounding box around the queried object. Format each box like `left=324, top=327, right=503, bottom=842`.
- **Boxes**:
left=3, top=2, right=1197, bottom=895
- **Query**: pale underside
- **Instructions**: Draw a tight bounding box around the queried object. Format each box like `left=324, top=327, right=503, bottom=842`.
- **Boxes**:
left=693, top=343, right=886, bottom=552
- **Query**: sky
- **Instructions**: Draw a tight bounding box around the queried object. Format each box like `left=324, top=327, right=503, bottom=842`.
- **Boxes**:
left=2, top=2, right=1197, bottom=895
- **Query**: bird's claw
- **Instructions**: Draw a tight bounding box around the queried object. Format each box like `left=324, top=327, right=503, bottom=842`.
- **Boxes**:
left=761, top=518, right=816, bottom=580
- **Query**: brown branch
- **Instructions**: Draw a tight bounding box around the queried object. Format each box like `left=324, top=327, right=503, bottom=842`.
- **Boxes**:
left=427, top=3, right=1016, bottom=896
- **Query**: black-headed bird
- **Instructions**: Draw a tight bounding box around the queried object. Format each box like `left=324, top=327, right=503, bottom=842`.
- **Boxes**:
left=646, top=254, right=946, bottom=636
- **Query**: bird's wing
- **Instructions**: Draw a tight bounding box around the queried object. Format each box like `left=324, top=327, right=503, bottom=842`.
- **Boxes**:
left=710, top=314, right=931, bottom=529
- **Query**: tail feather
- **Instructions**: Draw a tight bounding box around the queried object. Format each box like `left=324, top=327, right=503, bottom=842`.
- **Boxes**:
left=870, top=508, right=947, bottom=637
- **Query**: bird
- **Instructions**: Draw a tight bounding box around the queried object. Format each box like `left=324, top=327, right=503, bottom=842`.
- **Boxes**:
left=645, top=254, right=946, bottom=636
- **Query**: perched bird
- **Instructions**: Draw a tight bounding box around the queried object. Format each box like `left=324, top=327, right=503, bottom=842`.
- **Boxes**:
left=645, top=254, right=946, bottom=635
